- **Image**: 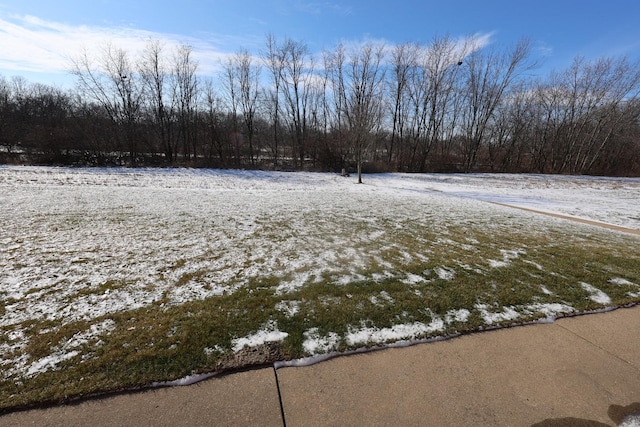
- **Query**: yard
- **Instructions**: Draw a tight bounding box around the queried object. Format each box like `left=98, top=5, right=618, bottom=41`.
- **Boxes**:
left=1, top=166, right=639, bottom=411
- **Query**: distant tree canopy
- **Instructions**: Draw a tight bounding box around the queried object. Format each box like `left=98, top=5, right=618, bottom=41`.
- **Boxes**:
left=1, top=35, right=640, bottom=176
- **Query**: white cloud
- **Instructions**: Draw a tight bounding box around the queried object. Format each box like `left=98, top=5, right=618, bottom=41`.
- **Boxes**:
left=0, top=12, right=495, bottom=85
left=0, top=14, right=234, bottom=76
left=329, top=32, right=494, bottom=67
left=465, top=31, right=495, bottom=53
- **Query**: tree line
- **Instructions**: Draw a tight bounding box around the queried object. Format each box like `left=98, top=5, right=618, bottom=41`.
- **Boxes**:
left=1, top=34, right=640, bottom=176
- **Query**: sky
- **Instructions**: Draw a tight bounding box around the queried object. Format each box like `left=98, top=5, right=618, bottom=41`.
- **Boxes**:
left=1, top=0, right=640, bottom=88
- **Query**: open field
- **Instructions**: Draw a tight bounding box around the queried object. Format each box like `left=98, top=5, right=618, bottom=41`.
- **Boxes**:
left=1, top=166, right=639, bottom=411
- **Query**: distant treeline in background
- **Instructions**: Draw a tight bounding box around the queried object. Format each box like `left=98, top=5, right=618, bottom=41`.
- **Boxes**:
left=1, top=35, right=640, bottom=176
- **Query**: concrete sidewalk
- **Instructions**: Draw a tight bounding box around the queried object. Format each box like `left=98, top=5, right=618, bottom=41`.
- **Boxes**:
left=2, top=305, right=639, bottom=426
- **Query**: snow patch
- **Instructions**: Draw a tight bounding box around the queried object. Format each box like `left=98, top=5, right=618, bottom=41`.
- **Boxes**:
left=580, top=282, right=612, bottom=305
left=345, top=319, right=445, bottom=346
left=152, top=372, right=217, bottom=387
left=22, top=319, right=116, bottom=378
left=475, top=302, right=574, bottom=326
left=619, top=413, right=640, bottom=427
left=488, top=248, right=524, bottom=269
left=524, top=302, right=574, bottom=317
left=608, top=278, right=640, bottom=298
left=488, top=259, right=509, bottom=268
left=475, top=304, right=521, bottom=324
left=232, top=321, right=288, bottom=352
left=609, top=277, right=637, bottom=286
left=540, top=285, right=553, bottom=295
left=379, top=291, right=394, bottom=303
left=524, top=260, right=545, bottom=271
left=302, top=328, right=340, bottom=354
left=275, top=300, right=300, bottom=317
left=402, top=273, right=426, bottom=285
left=445, top=308, right=471, bottom=323
left=275, top=272, right=312, bottom=295
left=435, top=267, right=455, bottom=281
left=26, top=350, right=79, bottom=378
left=370, top=291, right=394, bottom=306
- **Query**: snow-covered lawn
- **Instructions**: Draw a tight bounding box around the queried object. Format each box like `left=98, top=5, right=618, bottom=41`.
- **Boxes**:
left=366, top=173, right=640, bottom=230
left=1, top=166, right=639, bottom=409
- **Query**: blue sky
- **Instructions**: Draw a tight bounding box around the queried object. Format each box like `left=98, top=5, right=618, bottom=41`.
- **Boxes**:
left=1, top=0, right=639, bottom=87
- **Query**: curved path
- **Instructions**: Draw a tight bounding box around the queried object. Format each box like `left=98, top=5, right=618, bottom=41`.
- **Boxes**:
left=491, top=202, right=640, bottom=236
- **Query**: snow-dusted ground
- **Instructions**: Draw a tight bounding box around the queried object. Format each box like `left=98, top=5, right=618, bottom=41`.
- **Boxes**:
left=1, top=166, right=639, bottom=380
left=366, top=173, right=640, bottom=231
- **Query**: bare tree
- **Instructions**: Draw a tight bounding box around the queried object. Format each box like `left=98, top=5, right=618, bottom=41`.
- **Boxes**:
left=237, top=50, right=261, bottom=166
left=418, top=36, right=467, bottom=171
left=486, top=81, right=536, bottom=172
left=388, top=42, right=419, bottom=168
left=202, top=78, right=226, bottom=165
left=328, top=42, right=386, bottom=183
left=552, top=57, right=640, bottom=173
left=263, top=33, right=285, bottom=169
left=70, top=43, right=144, bottom=165
left=323, top=45, right=350, bottom=169
left=280, top=37, right=315, bottom=168
left=172, top=44, right=199, bottom=161
left=525, top=78, right=565, bottom=173
left=401, top=36, right=467, bottom=171
left=223, top=50, right=261, bottom=166
left=221, top=56, right=241, bottom=164
left=139, top=39, right=176, bottom=163
left=458, top=38, right=533, bottom=172
left=521, top=57, right=640, bottom=174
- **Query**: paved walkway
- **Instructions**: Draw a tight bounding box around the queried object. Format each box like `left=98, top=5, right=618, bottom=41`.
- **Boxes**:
left=2, top=305, right=639, bottom=426
left=490, top=202, right=640, bottom=236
